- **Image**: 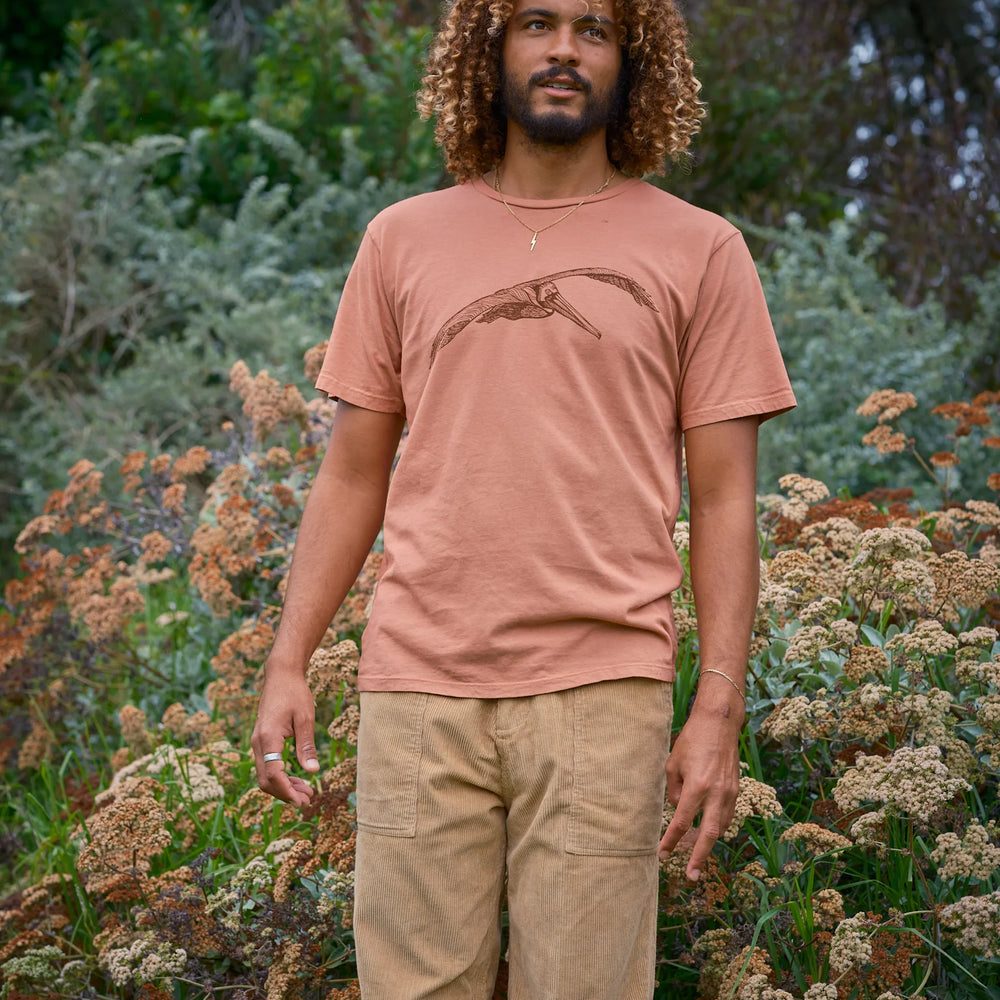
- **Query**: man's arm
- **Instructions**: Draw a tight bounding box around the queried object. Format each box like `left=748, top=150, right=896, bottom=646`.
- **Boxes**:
left=251, top=401, right=405, bottom=805
left=657, top=415, right=760, bottom=879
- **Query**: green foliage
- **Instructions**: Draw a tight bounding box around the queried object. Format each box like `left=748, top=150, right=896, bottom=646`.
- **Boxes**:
left=253, top=0, right=439, bottom=185
left=0, top=118, right=421, bottom=569
left=12, top=1, right=439, bottom=206
left=751, top=215, right=994, bottom=499
left=673, top=1, right=857, bottom=231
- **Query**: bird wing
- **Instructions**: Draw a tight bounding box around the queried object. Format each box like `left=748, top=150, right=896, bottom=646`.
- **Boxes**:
left=543, top=268, right=660, bottom=312
left=429, top=291, right=547, bottom=366
left=429, top=294, right=506, bottom=365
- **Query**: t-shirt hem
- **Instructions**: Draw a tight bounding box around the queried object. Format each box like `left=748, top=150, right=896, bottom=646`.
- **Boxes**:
left=356, top=661, right=676, bottom=698
left=682, top=389, right=797, bottom=432
left=315, top=374, right=404, bottom=415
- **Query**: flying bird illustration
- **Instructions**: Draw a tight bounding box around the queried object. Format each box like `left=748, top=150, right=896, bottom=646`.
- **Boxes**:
left=428, top=267, right=659, bottom=368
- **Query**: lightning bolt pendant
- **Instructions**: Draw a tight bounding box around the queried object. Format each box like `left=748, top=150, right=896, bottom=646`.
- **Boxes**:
left=529, top=232, right=538, bottom=251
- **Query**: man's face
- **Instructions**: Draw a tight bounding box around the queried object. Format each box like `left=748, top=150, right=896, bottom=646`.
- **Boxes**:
left=499, top=0, right=625, bottom=147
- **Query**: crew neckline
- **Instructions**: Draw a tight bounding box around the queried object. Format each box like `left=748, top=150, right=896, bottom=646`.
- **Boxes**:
left=469, top=174, right=643, bottom=210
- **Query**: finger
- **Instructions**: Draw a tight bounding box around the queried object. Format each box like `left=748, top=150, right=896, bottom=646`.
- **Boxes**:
left=686, top=819, right=723, bottom=881
left=665, top=768, right=683, bottom=807
left=658, top=799, right=698, bottom=856
left=293, top=713, right=320, bottom=773
left=658, top=822, right=696, bottom=858
left=257, top=757, right=315, bottom=806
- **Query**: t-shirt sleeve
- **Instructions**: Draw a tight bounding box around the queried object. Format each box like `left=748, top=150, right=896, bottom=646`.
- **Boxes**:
left=315, top=228, right=405, bottom=415
left=677, top=230, right=796, bottom=431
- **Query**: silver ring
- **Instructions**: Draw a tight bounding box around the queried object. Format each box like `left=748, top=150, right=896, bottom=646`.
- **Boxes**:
left=262, top=752, right=283, bottom=763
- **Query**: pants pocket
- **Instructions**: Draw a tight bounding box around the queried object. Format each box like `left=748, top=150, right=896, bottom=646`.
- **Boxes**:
left=565, top=678, right=672, bottom=856
left=356, top=691, right=428, bottom=838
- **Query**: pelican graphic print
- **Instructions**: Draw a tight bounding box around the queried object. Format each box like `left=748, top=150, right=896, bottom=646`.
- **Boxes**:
left=428, top=267, right=659, bottom=368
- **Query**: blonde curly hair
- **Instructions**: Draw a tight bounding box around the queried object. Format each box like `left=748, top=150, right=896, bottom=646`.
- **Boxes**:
left=417, top=0, right=705, bottom=180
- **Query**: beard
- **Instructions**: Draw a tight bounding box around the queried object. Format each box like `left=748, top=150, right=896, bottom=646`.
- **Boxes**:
left=497, top=64, right=627, bottom=147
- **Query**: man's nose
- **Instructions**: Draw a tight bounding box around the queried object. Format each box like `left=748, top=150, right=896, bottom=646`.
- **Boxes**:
left=546, top=25, right=582, bottom=65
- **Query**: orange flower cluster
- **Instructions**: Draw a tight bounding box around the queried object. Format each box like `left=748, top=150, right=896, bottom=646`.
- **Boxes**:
left=858, top=388, right=1000, bottom=496
left=76, top=787, right=172, bottom=897
left=230, top=360, right=310, bottom=441
left=932, top=392, right=1000, bottom=436
left=207, top=618, right=277, bottom=725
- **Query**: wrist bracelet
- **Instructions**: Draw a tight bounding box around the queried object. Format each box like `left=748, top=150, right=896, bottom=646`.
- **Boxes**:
left=699, top=668, right=747, bottom=701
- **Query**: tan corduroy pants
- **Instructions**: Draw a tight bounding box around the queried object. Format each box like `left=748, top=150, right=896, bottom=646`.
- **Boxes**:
left=353, top=677, right=673, bottom=1000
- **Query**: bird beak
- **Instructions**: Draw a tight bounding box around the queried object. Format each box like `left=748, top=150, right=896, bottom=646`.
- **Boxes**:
left=548, top=290, right=603, bottom=340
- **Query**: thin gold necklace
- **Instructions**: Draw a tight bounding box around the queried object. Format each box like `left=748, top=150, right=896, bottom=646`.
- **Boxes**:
left=493, top=164, right=617, bottom=251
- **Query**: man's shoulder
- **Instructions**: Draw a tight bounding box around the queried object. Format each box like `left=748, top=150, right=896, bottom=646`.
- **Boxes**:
left=367, top=183, right=474, bottom=237
left=628, top=180, right=741, bottom=243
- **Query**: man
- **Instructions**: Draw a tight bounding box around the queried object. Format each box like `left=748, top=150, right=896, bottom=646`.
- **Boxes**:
left=252, top=0, right=795, bottom=997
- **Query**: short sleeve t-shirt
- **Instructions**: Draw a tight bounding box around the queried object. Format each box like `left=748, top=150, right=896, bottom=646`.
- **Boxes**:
left=316, top=177, right=796, bottom=697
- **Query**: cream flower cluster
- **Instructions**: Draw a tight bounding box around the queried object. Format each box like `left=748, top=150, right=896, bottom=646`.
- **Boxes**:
left=887, top=619, right=959, bottom=658
left=931, top=821, right=1000, bottom=880
left=316, top=867, right=356, bottom=925
left=737, top=973, right=795, bottom=1000
left=965, top=499, right=1000, bottom=529
left=939, top=890, right=1000, bottom=957
left=760, top=695, right=832, bottom=743
left=833, top=745, right=970, bottom=823
left=843, top=644, right=890, bottom=683
left=327, top=703, right=361, bottom=745
left=779, top=822, right=851, bottom=856
left=723, top=778, right=784, bottom=841
left=847, top=527, right=935, bottom=608
left=810, top=888, right=846, bottom=930
left=777, top=474, right=830, bottom=522
left=898, top=688, right=955, bottom=744
left=307, top=638, right=361, bottom=698
left=111, top=743, right=225, bottom=804
left=828, top=913, right=876, bottom=974
left=959, top=651, right=1000, bottom=688
left=800, top=516, right=862, bottom=557
left=672, top=519, right=690, bottom=552
left=100, top=933, right=187, bottom=988
left=783, top=618, right=858, bottom=664
left=803, top=985, right=838, bottom=1000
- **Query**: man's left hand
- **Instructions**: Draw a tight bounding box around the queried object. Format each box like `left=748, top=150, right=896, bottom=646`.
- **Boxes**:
left=657, top=699, right=742, bottom=880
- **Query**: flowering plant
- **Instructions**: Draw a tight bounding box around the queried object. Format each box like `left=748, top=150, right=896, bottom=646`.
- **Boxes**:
left=661, top=390, right=1000, bottom=999
left=1, top=372, right=998, bottom=999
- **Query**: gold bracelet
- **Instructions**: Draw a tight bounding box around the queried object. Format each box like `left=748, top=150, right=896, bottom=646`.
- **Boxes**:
left=699, top=668, right=747, bottom=701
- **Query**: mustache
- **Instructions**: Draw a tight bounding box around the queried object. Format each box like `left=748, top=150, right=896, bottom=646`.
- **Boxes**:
left=529, top=67, right=591, bottom=94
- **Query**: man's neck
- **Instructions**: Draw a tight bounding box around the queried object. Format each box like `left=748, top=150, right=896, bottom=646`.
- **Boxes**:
left=494, top=126, right=616, bottom=200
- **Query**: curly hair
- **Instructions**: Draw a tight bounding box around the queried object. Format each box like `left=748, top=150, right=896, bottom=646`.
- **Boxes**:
left=417, top=0, right=705, bottom=180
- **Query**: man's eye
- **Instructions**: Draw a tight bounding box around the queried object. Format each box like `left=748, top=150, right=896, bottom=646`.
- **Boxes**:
left=525, top=19, right=550, bottom=30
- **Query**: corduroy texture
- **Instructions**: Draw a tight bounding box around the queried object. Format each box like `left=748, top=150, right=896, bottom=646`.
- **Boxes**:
left=353, top=677, right=673, bottom=999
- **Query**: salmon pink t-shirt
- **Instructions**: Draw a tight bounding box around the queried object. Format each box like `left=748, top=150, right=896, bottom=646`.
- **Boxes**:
left=316, top=177, right=796, bottom=697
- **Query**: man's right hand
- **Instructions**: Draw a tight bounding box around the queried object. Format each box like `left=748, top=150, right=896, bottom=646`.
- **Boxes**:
left=251, top=669, right=320, bottom=806
left=248, top=402, right=403, bottom=807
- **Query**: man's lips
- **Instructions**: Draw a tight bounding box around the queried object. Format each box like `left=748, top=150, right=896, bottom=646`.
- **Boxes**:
left=540, top=81, right=581, bottom=96
left=530, top=69, right=589, bottom=95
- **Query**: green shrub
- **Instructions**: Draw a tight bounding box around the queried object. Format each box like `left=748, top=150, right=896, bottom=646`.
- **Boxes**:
left=0, top=120, right=424, bottom=568
left=753, top=216, right=995, bottom=501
